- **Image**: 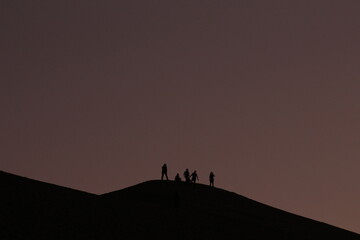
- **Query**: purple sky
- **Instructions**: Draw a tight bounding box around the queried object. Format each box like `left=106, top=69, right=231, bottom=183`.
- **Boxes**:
left=1, top=0, right=359, bottom=233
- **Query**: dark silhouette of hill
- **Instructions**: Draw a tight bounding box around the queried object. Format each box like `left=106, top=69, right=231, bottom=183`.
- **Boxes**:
left=1, top=171, right=359, bottom=240
left=0, top=171, right=96, bottom=239
left=98, top=181, right=359, bottom=240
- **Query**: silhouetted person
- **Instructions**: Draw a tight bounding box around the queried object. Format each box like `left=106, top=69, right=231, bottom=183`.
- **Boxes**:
left=183, top=168, right=190, bottom=183
left=190, top=170, right=199, bottom=183
left=209, top=172, right=215, bottom=187
left=161, top=164, right=168, bottom=180
left=175, top=173, right=181, bottom=182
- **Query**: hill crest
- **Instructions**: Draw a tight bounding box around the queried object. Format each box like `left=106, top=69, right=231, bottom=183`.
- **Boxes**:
left=1, top=171, right=359, bottom=239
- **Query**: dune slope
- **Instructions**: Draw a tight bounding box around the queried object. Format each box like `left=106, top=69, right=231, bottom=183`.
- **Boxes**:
left=1, top=171, right=358, bottom=240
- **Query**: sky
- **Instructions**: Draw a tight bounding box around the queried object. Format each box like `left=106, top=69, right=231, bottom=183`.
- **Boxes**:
left=1, top=0, right=360, bottom=234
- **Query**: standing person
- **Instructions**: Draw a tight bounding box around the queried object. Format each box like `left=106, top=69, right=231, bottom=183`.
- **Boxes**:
left=190, top=170, right=199, bottom=183
left=183, top=168, right=190, bottom=183
left=209, top=172, right=215, bottom=187
left=161, top=164, right=169, bottom=180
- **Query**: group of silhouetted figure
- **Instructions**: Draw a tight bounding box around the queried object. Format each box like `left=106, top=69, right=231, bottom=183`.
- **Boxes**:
left=161, top=164, right=215, bottom=187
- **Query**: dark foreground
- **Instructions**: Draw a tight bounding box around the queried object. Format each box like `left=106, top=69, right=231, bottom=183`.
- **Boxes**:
left=0, top=171, right=359, bottom=240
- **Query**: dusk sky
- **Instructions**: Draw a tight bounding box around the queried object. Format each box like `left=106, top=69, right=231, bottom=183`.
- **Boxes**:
left=1, top=0, right=359, bottom=233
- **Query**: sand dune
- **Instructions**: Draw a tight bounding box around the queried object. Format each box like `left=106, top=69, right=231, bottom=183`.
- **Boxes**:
left=1, top=171, right=358, bottom=239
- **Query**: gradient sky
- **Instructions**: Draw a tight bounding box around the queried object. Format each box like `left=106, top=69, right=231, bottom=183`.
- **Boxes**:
left=1, top=0, right=359, bottom=233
